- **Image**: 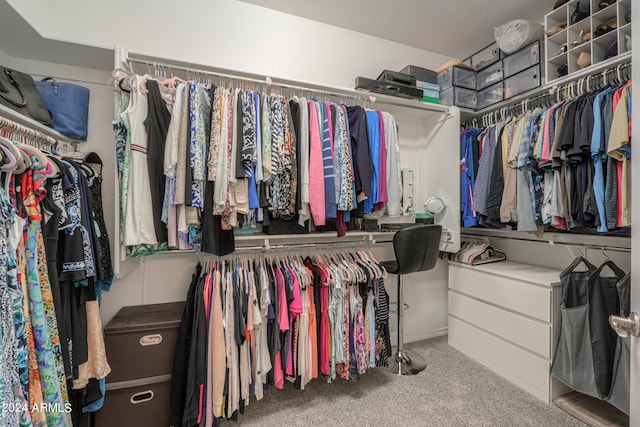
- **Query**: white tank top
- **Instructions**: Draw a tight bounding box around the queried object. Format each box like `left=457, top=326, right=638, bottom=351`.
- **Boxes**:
left=124, top=75, right=158, bottom=246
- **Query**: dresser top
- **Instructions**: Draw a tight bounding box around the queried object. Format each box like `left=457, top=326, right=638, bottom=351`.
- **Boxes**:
left=449, top=261, right=562, bottom=286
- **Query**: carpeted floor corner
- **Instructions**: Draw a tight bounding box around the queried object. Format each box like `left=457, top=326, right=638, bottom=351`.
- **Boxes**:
left=226, top=336, right=585, bottom=426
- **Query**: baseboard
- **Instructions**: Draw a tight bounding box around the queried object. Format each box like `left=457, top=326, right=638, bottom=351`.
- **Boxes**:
left=390, top=327, right=448, bottom=345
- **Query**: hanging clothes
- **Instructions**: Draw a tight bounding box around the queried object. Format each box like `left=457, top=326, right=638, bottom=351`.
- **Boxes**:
left=115, top=74, right=405, bottom=255
left=0, top=134, right=114, bottom=427
left=171, top=250, right=390, bottom=425
left=461, top=79, right=632, bottom=234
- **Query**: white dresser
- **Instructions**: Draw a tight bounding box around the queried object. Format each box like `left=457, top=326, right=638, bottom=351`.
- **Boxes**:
left=448, top=261, right=570, bottom=403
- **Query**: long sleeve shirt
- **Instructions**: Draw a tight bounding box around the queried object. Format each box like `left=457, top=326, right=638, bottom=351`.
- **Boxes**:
left=308, top=100, right=326, bottom=226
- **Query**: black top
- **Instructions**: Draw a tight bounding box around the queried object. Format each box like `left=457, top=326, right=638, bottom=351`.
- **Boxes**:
left=290, top=100, right=302, bottom=213
left=346, top=106, right=372, bottom=197
left=170, top=264, right=201, bottom=427
left=144, top=79, right=171, bottom=242
left=485, top=125, right=505, bottom=223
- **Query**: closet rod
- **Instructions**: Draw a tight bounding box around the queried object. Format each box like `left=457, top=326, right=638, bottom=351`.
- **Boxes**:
left=461, top=233, right=631, bottom=253
left=236, top=239, right=378, bottom=252
left=120, top=49, right=452, bottom=116
left=126, top=56, right=372, bottom=102
left=0, top=111, right=59, bottom=150
left=147, top=236, right=380, bottom=257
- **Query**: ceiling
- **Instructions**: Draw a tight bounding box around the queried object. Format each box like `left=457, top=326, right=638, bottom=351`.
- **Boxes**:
left=239, top=0, right=557, bottom=59
left=0, top=0, right=113, bottom=70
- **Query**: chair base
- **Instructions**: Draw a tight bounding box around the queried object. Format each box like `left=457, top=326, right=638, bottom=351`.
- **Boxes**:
left=387, top=348, right=427, bottom=376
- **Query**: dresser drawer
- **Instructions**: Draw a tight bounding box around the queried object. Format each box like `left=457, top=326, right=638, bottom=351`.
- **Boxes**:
left=94, top=378, right=170, bottom=427
left=449, top=265, right=551, bottom=322
left=449, top=291, right=551, bottom=358
left=449, top=316, right=551, bottom=402
left=105, top=302, right=184, bottom=383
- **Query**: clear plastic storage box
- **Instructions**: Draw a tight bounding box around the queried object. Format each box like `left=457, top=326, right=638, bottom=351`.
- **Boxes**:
left=437, top=66, right=477, bottom=90
left=504, top=65, right=541, bottom=99
left=476, top=61, right=503, bottom=91
left=503, top=41, right=542, bottom=78
left=477, top=83, right=504, bottom=110
left=440, top=87, right=477, bottom=109
left=471, top=42, right=501, bottom=70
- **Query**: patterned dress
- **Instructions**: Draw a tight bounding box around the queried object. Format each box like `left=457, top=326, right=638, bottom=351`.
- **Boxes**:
left=0, top=186, right=19, bottom=427
left=2, top=185, right=32, bottom=427
left=22, top=170, right=71, bottom=427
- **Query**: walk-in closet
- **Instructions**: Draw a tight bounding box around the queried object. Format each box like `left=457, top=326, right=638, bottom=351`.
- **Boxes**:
left=0, top=0, right=637, bottom=426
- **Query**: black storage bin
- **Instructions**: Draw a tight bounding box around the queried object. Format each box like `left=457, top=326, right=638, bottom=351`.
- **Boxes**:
left=263, top=215, right=310, bottom=234
left=104, top=302, right=184, bottom=383
left=400, top=65, right=437, bottom=84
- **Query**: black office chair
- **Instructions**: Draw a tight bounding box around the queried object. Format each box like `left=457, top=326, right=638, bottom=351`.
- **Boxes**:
left=380, top=224, right=442, bottom=375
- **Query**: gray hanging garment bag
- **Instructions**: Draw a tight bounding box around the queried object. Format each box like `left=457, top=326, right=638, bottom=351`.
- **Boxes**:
left=587, top=260, right=625, bottom=399
left=551, top=257, right=600, bottom=397
left=606, top=272, right=630, bottom=415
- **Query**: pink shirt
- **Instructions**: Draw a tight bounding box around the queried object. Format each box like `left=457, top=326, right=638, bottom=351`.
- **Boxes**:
left=288, top=266, right=303, bottom=316
left=274, top=266, right=288, bottom=389
left=276, top=267, right=289, bottom=332
left=540, top=103, right=562, bottom=165
left=274, top=352, right=284, bottom=389
left=286, top=266, right=302, bottom=376
left=319, top=284, right=331, bottom=376
left=308, top=101, right=326, bottom=226
left=377, top=111, right=388, bottom=204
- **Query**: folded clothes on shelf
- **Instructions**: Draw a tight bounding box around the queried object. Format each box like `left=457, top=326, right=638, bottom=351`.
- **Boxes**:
left=440, top=241, right=506, bottom=265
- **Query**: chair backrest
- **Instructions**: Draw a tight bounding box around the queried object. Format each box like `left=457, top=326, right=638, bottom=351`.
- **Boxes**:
left=392, top=224, right=443, bottom=275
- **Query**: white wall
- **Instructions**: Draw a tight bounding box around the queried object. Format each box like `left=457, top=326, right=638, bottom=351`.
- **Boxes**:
left=7, top=0, right=451, bottom=88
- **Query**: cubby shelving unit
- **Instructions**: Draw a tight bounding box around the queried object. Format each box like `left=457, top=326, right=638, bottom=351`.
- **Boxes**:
left=545, top=0, right=632, bottom=83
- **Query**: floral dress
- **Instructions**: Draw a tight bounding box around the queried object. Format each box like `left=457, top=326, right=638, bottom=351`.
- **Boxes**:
left=21, top=170, right=71, bottom=427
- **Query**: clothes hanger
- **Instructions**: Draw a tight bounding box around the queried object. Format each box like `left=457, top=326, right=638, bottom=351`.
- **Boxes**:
left=563, top=248, right=596, bottom=275
left=0, top=150, right=8, bottom=169
left=21, top=144, right=49, bottom=171
left=364, top=250, right=384, bottom=279
left=594, top=249, right=626, bottom=279
left=341, top=253, right=358, bottom=283
left=361, top=251, right=381, bottom=280
left=11, top=142, right=29, bottom=174
left=0, top=137, right=19, bottom=171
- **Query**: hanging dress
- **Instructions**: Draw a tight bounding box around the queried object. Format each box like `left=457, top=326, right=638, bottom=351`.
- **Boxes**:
left=0, top=184, right=29, bottom=427
left=22, top=169, right=71, bottom=427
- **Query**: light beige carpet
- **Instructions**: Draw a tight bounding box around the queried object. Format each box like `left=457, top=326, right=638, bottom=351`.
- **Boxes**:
left=224, top=336, right=589, bottom=426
